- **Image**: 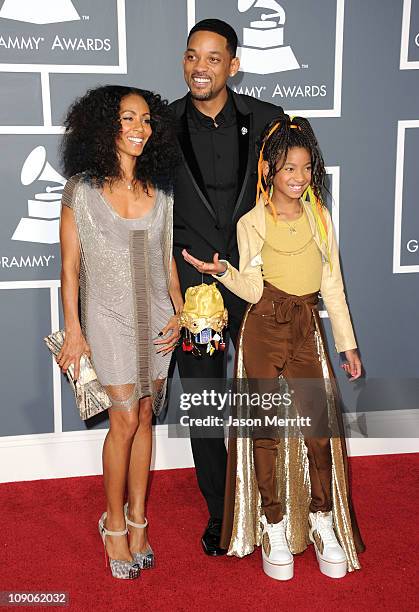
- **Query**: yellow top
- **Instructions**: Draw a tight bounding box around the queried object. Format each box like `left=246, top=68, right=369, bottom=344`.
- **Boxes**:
left=212, top=198, right=357, bottom=352
left=261, top=207, right=323, bottom=296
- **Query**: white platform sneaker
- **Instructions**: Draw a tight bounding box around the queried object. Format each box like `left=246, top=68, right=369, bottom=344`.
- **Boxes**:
left=309, top=511, right=347, bottom=578
left=260, top=515, right=294, bottom=580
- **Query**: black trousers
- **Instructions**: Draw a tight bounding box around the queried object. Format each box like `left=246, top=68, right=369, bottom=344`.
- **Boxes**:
left=175, top=313, right=242, bottom=519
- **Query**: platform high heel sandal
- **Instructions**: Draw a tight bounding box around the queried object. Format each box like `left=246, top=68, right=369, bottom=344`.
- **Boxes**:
left=124, top=503, right=155, bottom=569
left=98, top=512, right=141, bottom=579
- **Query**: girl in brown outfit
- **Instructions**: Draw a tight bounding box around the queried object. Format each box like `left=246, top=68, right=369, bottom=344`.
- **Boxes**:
left=183, top=115, right=365, bottom=580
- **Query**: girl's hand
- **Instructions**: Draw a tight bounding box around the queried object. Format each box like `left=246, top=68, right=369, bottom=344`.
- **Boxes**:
left=341, top=349, right=362, bottom=381
left=154, top=315, right=181, bottom=355
left=182, top=249, right=227, bottom=275
left=56, top=329, right=90, bottom=381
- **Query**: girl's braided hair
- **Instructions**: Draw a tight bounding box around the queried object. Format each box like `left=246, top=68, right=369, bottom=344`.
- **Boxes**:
left=257, top=115, right=327, bottom=217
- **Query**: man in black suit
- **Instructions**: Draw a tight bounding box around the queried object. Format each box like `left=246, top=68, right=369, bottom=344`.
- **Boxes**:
left=170, top=19, right=283, bottom=556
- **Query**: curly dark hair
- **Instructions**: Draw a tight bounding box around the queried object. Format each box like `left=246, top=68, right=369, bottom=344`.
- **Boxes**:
left=259, top=114, right=327, bottom=206
left=60, top=85, right=180, bottom=194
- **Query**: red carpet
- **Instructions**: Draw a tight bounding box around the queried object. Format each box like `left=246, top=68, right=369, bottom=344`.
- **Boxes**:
left=0, top=454, right=418, bottom=611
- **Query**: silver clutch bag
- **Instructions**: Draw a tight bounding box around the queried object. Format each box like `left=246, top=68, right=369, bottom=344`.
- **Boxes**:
left=44, top=330, right=112, bottom=420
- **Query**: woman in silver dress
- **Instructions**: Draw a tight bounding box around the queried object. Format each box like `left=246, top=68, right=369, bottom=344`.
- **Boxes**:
left=58, top=86, right=183, bottom=579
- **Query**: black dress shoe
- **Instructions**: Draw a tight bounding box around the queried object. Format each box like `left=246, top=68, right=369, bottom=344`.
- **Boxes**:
left=201, top=518, right=227, bottom=556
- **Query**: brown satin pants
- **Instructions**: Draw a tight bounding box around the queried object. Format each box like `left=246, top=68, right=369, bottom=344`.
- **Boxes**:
left=243, top=283, right=333, bottom=524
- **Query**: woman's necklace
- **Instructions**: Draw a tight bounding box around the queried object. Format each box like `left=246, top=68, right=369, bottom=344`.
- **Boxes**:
left=108, top=177, right=135, bottom=191
left=119, top=175, right=134, bottom=190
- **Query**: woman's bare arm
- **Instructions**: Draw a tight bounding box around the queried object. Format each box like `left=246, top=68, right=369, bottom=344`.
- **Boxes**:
left=169, top=257, right=184, bottom=315
left=57, top=205, right=90, bottom=379
left=154, top=257, right=183, bottom=356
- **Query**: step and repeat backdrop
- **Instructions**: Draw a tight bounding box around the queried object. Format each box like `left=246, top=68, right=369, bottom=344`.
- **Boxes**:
left=0, top=0, right=418, bottom=481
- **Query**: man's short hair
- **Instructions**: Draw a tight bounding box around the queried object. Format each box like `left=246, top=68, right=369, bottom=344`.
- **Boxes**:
left=187, top=18, right=238, bottom=57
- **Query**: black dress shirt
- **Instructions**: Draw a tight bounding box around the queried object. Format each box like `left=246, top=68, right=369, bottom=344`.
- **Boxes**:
left=187, top=94, right=239, bottom=231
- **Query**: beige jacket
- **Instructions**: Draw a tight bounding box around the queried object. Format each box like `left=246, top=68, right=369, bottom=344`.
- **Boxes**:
left=214, top=198, right=357, bottom=353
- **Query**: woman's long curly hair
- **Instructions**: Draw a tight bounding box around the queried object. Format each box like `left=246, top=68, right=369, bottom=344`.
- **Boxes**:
left=60, top=85, right=179, bottom=194
left=258, top=114, right=327, bottom=215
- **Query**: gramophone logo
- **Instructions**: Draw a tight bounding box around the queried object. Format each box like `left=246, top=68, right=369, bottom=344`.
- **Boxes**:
left=0, top=0, right=80, bottom=25
left=237, top=0, right=299, bottom=74
left=190, top=0, right=343, bottom=115
left=12, top=146, right=65, bottom=245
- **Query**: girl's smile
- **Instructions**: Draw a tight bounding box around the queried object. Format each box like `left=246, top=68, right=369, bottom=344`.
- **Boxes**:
left=270, top=146, right=312, bottom=204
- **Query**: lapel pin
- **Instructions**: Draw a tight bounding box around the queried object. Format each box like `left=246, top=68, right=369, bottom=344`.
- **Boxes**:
left=241, top=126, right=248, bottom=135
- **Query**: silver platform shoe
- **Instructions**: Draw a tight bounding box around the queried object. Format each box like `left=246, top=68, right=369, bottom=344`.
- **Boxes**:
left=98, top=512, right=141, bottom=579
left=124, top=503, right=155, bottom=569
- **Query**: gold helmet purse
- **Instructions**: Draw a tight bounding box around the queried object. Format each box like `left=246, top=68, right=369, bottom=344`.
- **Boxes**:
left=179, top=283, right=228, bottom=357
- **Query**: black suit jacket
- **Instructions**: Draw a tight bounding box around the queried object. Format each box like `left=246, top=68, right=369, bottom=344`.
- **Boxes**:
left=170, top=89, right=283, bottom=324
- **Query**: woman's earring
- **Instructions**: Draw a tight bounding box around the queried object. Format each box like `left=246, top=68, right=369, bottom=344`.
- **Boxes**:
left=269, top=185, right=274, bottom=199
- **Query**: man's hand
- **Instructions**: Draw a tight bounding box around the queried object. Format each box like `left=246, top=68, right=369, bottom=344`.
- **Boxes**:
left=182, top=249, right=227, bottom=275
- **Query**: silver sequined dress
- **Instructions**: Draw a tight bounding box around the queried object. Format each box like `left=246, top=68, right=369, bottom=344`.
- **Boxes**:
left=61, top=174, right=174, bottom=414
